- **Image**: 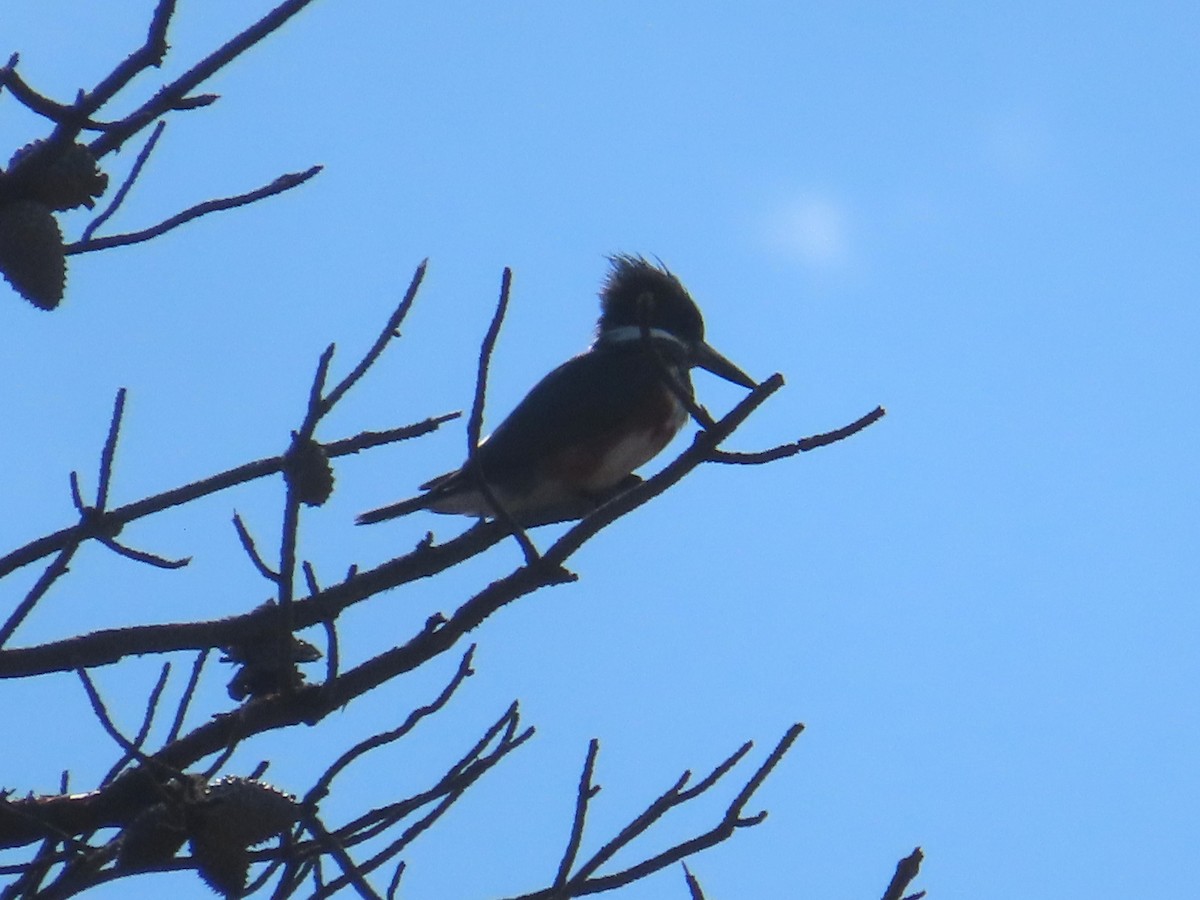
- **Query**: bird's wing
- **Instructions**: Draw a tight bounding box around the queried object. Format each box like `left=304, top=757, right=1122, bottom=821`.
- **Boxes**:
left=477, top=345, right=671, bottom=481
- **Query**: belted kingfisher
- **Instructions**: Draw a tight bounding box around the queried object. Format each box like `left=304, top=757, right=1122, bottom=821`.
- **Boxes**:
left=357, top=255, right=756, bottom=527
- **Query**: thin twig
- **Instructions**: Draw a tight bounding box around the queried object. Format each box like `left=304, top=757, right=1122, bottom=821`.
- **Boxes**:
left=233, top=512, right=281, bottom=581
left=467, top=267, right=539, bottom=563
left=300, top=811, right=382, bottom=900
left=63, top=166, right=323, bottom=255
left=552, top=739, right=600, bottom=890
left=201, top=731, right=243, bottom=781
left=0, top=70, right=105, bottom=129
left=68, top=471, right=87, bottom=513
left=302, top=562, right=340, bottom=691
left=504, top=724, right=805, bottom=900
left=95, top=389, right=127, bottom=509
left=678, top=741, right=754, bottom=801
left=569, top=724, right=804, bottom=895
left=0, top=544, right=80, bottom=649
left=682, top=863, right=706, bottom=900
left=385, top=861, right=406, bottom=900
left=75, top=668, right=179, bottom=780
left=165, top=649, right=209, bottom=744
left=319, top=261, right=429, bottom=415
left=100, top=662, right=172, bottom=786
left=881, top=847, right=925, bottom=900
left=88, top=0, right=324, bottom=158
left=637, top=291, right=716, bottom=429
left=315, top=714, right=535, bottom=899
left=0, top=66, right=113, bottom=130
left=0, top=412, right=459, bottom=580
left=708, top=404, right=887, bottom=464
left=77, top=0, right=176, bottom=119
left=306, top=648, right=476, bottom=808
left=96, top=535, right=190, bottom=569
left=82, top=120, right=166, bottom=242
left=571, top=770, right=694, bottom=883
left=337, top=701, right=525, bottom=845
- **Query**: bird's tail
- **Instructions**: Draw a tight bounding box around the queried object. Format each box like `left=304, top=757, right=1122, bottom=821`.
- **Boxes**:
left=356, top=493, right=434, bottom=525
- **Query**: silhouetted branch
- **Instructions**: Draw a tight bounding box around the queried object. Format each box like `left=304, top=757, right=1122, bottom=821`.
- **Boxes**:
left=313, top=705, right=534, bottom=898
left=552, top=739, right=600, bottom=891
left=708, top=404, right=887, bottom=464
left=637, top=291, right=718, bottom=429
left=77, top=0, right=176, bottom=124
left=0, top=521, right=507, bottom=680
left=298, top=811, right=381, bottom=900
left=82, top=120, right=166, bottom=242
left=318, top=260, right=428, bottom=416
left=100, top=662, right=172, bottom=786
left=881, top=847, right=925, bottom=900
left=0, top=412, right=459, bottom=580
left=682, top=863, right=706, bottom=900
left=95, top=389, right=127, bottom=509
left=64, top=166, right=323, bottom=255
left=467, top=266, right=541, bottom=564
left=88, top=0, right=324, bottom=159
left=75, top=668, right=179, bottom=781
left=385, top=861, right=405, bottom=900
left=0, top=153, right=891, bottom=898
left=234, top=512, right=280, bottom=582
left=0, top=543, right=80, bottom=649
left=96, top=535, right=191, bottom=569
left=507, top=724, right=804, bottom=900
left=304, top=648, right=477, bottom=809
left=165, top=649, right=209, bottom=744
left=0, top=52, right=114, bottom=131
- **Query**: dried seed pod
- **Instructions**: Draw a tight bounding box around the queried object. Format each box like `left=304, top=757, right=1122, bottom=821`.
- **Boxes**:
left=0, top=200, right=65, bottom=309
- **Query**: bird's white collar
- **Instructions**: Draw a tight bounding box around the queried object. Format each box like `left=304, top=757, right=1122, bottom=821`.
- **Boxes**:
left=597, top=325, right=689, bottom=352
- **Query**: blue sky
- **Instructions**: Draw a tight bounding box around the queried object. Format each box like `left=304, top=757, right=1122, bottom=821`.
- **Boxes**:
left=3, top=2, right=1198, bottom=898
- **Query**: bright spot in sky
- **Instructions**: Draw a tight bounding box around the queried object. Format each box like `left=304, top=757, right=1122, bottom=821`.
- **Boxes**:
left=765, top=194, right=852, bottom=270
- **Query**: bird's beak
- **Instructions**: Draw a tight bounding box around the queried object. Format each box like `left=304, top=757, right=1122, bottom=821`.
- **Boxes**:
left=692, top=340, right=757, bottom=388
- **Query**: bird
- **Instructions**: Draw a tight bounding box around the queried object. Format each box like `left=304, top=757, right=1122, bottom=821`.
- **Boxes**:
left=357, top=254, right=756, bottom=527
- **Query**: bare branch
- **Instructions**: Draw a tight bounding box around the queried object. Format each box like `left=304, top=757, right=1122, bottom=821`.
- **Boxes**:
left=77, top=0, right=177, bottom=120
left=0, top=520, right=507, bottom=680
left=305, top=648, right=476, bottom=808
left=0, top=412, right=458, bottom=580
left=96, top=535, right=191, bottom=569
left=95, top=388, right=127, bottom=509
left=88, top=0, right=325, bottom=159
left=505, top=724, right=804, bottom=900
left=637, top=290, right=717, bottom=429
left=468, top=267, right=541, bottom=564
left=0, top=64, right=113, bottom=130
left=315, top=708, right=535, bottom=898
left=385, top=862, right=405, bottom=900
left=552, top=739, right=600, bottom=891
left=708, top=404, right=887, bottom=465
left=299, top=811, right=382, bottom=900
left=63, top=166, right=323, bottom=255
left=318, top=260, right=429, bottom=415
left=100, top=662, right=172, bottom=786
left=75, top=667, right=180, bottom=781
left=165, top=649, right=210, bottom=744
left=82, top=120, right=167, bottom=242
left=682, top=863, right=706, bottom=900
left=233, top=512, right=280, bottom=582
left=881, top=847, right=925, bottom=900
left=0, top=544, right=80, bottom=649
